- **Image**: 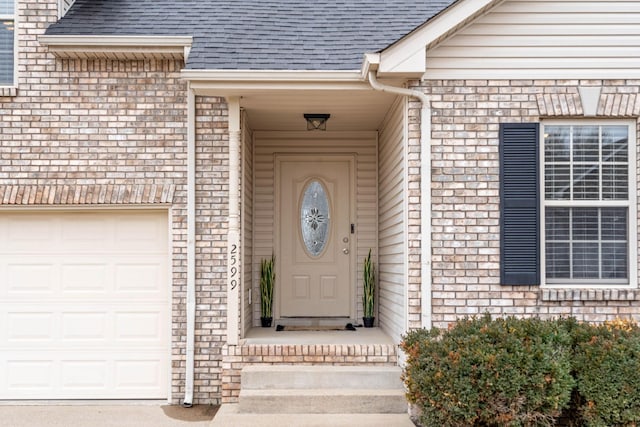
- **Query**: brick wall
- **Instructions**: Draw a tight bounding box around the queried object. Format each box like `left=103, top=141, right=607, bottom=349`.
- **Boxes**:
left=411, top=79, right=640, bottom=329
left=192, top=96, right=229, bottom=403
left=1, top=0, right=229, bottom=405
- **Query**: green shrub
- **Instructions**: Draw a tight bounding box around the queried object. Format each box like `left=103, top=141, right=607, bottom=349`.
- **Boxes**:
left=570, top=319, right=640, bottom=427
left=402, top=315, right=575, bottom=427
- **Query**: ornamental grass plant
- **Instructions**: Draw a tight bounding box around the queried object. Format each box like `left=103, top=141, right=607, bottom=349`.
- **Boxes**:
left=260, top=255, right=275, bottom=319
left=363, top=249, right=375, bottom=319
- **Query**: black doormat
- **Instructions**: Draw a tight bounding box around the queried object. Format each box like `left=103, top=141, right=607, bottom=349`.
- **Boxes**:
left=276, top=323, right=358, bottom=331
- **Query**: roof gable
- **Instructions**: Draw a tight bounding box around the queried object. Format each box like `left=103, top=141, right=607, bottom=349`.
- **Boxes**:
left=377, top=0, right=503, bottom=76
left=425, top=0, right=640, bottom=79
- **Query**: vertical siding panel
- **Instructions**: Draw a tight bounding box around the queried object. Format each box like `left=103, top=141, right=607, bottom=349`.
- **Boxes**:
left=252, top=142, right=275, bottom=325
left=242, top=116, right=254, bottom=335
left=356, top=139, right=379, bottom=322
left=378, top=97, right=406, bottom=344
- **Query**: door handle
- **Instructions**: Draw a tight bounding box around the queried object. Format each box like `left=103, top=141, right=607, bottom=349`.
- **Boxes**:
left=342, top=248, right=349, bottom=254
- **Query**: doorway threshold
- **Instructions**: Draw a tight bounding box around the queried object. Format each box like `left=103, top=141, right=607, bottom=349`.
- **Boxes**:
left=242, top=326, right=395, bottom=345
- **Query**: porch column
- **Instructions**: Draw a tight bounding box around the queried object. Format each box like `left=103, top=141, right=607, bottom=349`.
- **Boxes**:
left=227, top=96, right=241, bottom=345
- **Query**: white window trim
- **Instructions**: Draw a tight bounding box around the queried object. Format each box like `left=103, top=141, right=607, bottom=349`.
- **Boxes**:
left=0, top=0, right=17, bottom=90
left=540, top=119, right=638, bottom=289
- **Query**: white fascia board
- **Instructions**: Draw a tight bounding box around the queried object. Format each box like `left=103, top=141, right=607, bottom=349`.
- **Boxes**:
left=378, top=0, right=501, bottom=76
left=181, top=69, right=371, bottom=94
left=39, top=35, right=193, bottom=59
left=424, top=69, right=640, bottom=81
left=360, top=53, right=381, bottom=80
left=182, top=69, right=363, bottom=82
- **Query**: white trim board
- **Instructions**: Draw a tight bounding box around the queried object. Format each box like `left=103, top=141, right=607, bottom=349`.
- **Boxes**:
left=38, top=35, right=193, bottom=60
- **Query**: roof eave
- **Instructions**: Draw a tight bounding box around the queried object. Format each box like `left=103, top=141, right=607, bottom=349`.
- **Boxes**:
left=38, top=35, right=193, bottom=60
left=181, top=69, right=371, bottom=95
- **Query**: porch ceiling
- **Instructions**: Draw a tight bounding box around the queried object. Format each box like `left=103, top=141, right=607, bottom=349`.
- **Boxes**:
left=240, top=90, right=395, bottom=131
left=193, top=85, right=399, bottom=132
left=239, top=89, right=397, bottom=132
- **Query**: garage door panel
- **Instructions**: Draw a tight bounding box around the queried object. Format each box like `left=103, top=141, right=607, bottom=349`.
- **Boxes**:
left=60, top=218, right=111, bottom=251
left=3, top=259, right=167, bottom=299
left=6, top=263, right=56, bottom=294
left=115, top=359, right=164, bottom=390
left=5, top=217, right=55, bottom=246
left=115, top=312, right=164, bottom=342
left=5, top=352, right=168, bottom=399
left=61, top=361, right=108, bottom=390
left=7, top=361, right=54, bottom=392
left=3, top=306, right=169, bottom=347
left=61, top=313, right=108, bottom=341
left=3, top=350, right=168, bottom=399
left=61, top=263, right=110, bottom=292
left=7, top=312, right=55, bottom=342
left=114, top=262, right=165, bottom=294
left=115, top=216, right=166, bottom=247
left=0, top=210, right=169, bottom=400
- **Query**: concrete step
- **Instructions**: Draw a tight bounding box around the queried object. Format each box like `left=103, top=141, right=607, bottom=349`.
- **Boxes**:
left=241, top=365, right=404, bottom=390
left=237, top=388, right=408, bottom=414
left=211, top=404, right=416, bottom=427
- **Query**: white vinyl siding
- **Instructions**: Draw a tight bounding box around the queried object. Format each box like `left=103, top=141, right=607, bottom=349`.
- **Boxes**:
left=541, top=121, right=637, bottom=288
left=0, top=0, right=15, bottom=86
left=0, top=210, right=170, bottom=399
left=252, top=132, right=377, bottom=325
left=242, top=115, right=254, bottom=335
left=427, top=0, right=640, bottom=79
left=377, top=97, right=406, bottom=344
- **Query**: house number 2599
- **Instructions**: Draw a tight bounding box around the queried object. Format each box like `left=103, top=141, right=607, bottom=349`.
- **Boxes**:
left=229, top=244, right=238, bottom=290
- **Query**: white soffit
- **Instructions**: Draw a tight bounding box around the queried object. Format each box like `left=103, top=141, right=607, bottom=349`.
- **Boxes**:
left=378, top=0, right=503, bottom=77
left=38, top=35, right=193, bottom=60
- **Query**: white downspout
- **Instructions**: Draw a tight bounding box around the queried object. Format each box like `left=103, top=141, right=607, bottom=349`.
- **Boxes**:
left=367, top=71, right=432, bottom=330
left=183, top=84, right=196, bottom=407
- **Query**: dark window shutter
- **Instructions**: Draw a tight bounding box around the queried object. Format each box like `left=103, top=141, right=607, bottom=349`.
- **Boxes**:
left=500, top=123, right=540, bottom=286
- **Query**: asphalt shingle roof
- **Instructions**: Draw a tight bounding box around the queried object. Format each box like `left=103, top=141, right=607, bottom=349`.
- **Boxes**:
left=45, top=0, right=456, bottom=70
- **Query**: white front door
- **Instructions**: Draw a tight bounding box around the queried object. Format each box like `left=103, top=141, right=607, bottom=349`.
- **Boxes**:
left=278, top=157, right=353, bottom=318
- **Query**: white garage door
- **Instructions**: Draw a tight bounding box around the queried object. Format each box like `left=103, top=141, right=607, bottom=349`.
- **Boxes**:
left=0, top=210, right=170, bottom=400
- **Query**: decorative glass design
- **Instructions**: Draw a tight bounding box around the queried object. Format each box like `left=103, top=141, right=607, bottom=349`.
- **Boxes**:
left=300, top=180, right=330, bottom=257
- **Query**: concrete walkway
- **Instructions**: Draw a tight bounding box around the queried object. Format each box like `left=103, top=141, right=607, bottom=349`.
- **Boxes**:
left=0, top=404, right=217, bottom=427
left=210, top=403, right=416, bottom=427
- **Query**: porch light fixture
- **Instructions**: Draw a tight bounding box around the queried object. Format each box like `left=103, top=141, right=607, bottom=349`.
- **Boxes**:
left=304, top=113, right=330, bottom=131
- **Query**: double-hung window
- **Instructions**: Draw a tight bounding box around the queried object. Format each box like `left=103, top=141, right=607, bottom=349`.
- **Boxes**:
left=542, top=122, right=636, bottom=286
left=0, top=0, right=14, bottom=86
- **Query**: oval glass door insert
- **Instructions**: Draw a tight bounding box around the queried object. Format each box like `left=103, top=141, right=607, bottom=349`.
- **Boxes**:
left=300, top=180, right=330, bottom=257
